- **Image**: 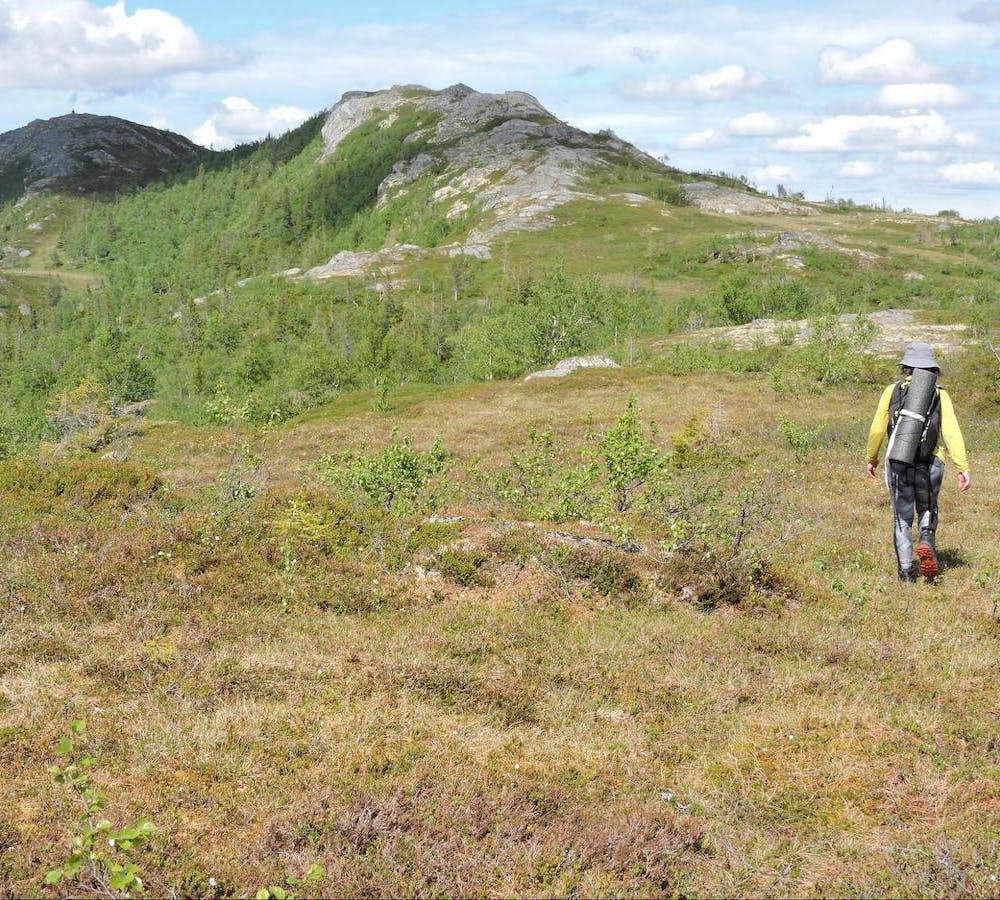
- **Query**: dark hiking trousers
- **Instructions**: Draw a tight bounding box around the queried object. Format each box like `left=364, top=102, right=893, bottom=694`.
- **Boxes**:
left=888, top=457, right=944, bottom=573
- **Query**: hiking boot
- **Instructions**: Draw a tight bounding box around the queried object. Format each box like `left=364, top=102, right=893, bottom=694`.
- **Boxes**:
left=898, top=564, right=918, bottom=583
left=916, top=542, right=939, bottom=579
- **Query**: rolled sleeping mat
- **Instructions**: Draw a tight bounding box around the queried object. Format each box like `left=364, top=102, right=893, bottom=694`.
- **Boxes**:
left=886, top=367, right=938, bottom=465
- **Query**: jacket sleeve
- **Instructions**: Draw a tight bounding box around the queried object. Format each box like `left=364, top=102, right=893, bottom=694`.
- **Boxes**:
left=866, top=384, right=894, bottom=464
left=939, top=389, right=969, bottom=472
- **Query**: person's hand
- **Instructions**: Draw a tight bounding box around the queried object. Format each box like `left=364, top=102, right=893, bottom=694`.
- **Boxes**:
left=958, top=471, right=971, bottom=492
left=867, top=461, right=878, bottom=479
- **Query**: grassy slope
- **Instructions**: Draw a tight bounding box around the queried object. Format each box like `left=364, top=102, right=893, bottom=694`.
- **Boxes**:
left=2, top=176, right=1000, bottom=895
left=2, top=356, right=999, bottom=897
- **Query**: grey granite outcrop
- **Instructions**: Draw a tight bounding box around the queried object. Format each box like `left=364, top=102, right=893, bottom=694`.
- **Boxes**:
left=317, top=84, right=661, bottom=248
left=0, top=113, right=205, bottom=202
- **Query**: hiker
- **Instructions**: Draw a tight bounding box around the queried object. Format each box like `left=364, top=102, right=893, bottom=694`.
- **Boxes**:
left=866, top=342, right=970, bottom=581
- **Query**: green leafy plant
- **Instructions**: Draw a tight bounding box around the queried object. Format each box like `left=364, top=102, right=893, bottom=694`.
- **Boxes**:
left=319, top=429, right=447, bottom=513
left=660, top=481, right=786, bottom=610
left=433, top=547, right=493, bottom=587
left=45, top=720, right=155, bottom=897
left=771, top=314, right=877, bottom=395
left=494, top=426, right=556, bottom=505
left=779, top=416, right=825, bottom=460
left=490, top=398, right=676, bottom=543
left=493, top=425, right=600, bottom=522
left=598, top=395, right=663, bottom=512
left=255, top=863, right=325, bottom=899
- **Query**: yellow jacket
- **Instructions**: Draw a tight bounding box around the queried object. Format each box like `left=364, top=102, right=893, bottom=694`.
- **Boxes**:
left=867, top=381, right=969, bottom=472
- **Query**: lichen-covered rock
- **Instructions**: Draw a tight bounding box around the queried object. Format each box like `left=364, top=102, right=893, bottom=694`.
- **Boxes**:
left=524, top=355, right=621, bottom=381
left=447, top=243, right=491, bottom=259
left=689, top=308, right=967, bottom=355
left=304, top=244, right=426, bottom=280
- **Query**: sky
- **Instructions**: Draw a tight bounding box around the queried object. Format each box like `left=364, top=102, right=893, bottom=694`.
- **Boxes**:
left=1, top=0, right=999, bottom=217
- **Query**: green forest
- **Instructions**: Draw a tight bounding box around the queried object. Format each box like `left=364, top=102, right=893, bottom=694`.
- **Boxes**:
left=0, top=103, right=691, bottom=452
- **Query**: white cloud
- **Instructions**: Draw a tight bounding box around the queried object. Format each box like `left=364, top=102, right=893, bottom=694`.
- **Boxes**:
left=727, top=111, right=784, bottom=136
left=774, top=111, right=975, bottom=152
left=752, top=164, right=796, bottom=184
left=675, top=128, right=729, bottom=149
left=621, top=75, right=672, bottom=100
left=677, top=64, right=765, bottom=100
left=819, top=39, right=937, bottom=85
left=192, top=96, right=311, bottom=149
left=839, top=160, right=881, bottom=177
left=876, top=83, right=967, bottom=109
left=938, top=161, right=1000, bottom=186
left=622, top=64, right=765, bottom=102
left=0, top=0, right=239, bottom=91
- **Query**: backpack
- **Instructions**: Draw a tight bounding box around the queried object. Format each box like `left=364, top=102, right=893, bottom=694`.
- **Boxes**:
left=887, top=380, right=941, bottom=466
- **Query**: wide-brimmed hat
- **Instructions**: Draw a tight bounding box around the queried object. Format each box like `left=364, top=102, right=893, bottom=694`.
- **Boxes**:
left=900, top=341, right=939, bottom=369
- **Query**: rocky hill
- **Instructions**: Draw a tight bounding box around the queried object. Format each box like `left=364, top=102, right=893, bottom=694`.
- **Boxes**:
left=319, top=83, right=668, bottom=244
left=0, top=113, right=206, bottom=203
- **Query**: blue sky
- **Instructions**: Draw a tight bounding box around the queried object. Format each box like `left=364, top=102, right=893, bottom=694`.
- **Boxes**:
left=1, top=0, right=998, bottom=217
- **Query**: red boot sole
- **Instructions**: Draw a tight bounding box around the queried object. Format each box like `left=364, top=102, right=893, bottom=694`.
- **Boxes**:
left=916, top=544, right=938, bottom=578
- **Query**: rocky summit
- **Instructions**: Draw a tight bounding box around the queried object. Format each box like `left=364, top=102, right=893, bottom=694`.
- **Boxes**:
left=320, top=83, right=663, bottom=242
left=0, top=113, right=205, bottom=203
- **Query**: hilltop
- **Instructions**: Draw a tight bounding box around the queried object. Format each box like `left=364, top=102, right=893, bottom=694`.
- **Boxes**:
left=0, top=85, right=803, bottom=282
left=318, top=82, right=668, bottom=244
left=0, top=113, right=205, bottom=204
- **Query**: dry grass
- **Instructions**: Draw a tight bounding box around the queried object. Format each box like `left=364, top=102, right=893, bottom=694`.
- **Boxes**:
left=2, top=359, right=999, bottom=898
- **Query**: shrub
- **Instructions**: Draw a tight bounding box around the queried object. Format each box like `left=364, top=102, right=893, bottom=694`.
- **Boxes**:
left=778, top=417, right=825, bottom=459
left=598, top=395, right=663, bottom=512
left=319, top=430, right=447, bottom=513
left=45, top=720, right=155, bottom=896
left=771, top=314, right=878, bottom=393
left=493, top=397, right=670, bottom=527
left=47, top=377, right=113, bottom=447
left=101, top=355, right=156, bottom=406
left=433, top=547, right=493, bottom=587
left=0, top=457, right=161, bottom=510
left=662, top=546, right=788, bottom=611
left=718, top=271, right=758, bottom=325
left=545, top=544, right=649, bottom=605
left=660, top=482, right=788, bottom=611
left=655, top=182, right=689, bottom=206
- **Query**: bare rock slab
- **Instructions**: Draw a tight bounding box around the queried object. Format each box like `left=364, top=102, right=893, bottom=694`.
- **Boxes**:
left=524, top=355, right=621, bottom=381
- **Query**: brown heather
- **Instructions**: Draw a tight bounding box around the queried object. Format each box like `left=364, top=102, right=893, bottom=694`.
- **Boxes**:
left=2, top=364, right=998, bottom=897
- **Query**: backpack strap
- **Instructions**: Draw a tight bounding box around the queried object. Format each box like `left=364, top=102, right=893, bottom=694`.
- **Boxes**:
left=920, top=386, right=941, bottom=442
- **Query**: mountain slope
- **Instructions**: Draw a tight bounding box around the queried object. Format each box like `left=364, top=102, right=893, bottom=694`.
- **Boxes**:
left=47, top=85, right=697, bottom=295
left=0, top=113, right=207, bottom=203
left=1, top=83, right=997, bottom=452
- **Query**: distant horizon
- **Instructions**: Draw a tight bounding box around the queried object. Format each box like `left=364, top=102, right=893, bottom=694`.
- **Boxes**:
left=1, top=1, right=998, bottom=218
